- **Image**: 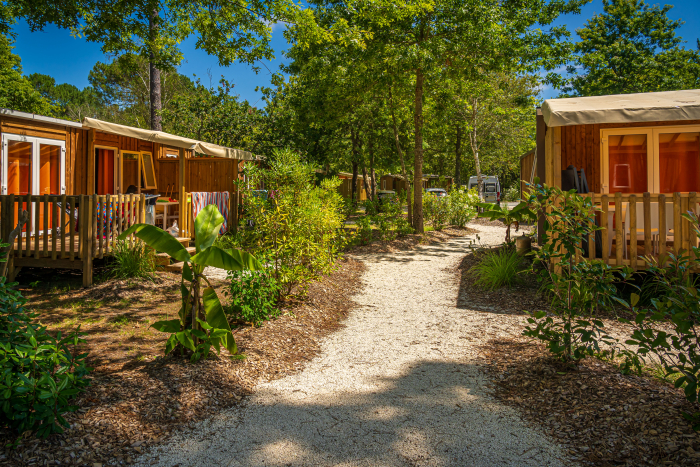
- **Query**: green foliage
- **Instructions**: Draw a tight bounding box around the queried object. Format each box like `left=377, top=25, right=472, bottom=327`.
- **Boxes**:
left=0, top=278, right=91, bottom=439
left=224, top=265, right=280, bottom=327
left=120, top=205, right=261, bottom=362
left=504, top=185, right=520, bottom=202
left=521, top=183, right=631, bottom=363
left=446, top=187, right=479, bottom=228
left=423, top=193, right=449, bottom=231
left=355, top=215, right=373, bottom=245
left=618, top=212, right=700, bottom=429
left=477, top=202, right=534, bottom=243
left=108, top=239, right=156, bottom=281
left=559, top=0, right=700, bottom=96
left=237, top=149, right=348, bottom=295
left=0, top=34, right=55, bottom=115
left=471, top=247, right=526, bottom=291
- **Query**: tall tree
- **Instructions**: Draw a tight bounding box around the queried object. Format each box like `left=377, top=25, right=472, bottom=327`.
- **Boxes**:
left=0, top=35, right=54, bottom=114
left=291, top=0, right=586, bottom=232
left=560, top=0, right=700, bottom=96
left=12, top=0, right=294, bottom=130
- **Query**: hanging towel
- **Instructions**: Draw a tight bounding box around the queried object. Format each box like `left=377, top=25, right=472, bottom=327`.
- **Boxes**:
left=191, top=192, right=230, bottom=234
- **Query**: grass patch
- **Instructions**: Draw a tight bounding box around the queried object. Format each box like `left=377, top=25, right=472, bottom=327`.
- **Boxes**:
left=470, top=247, right=526, bottom=291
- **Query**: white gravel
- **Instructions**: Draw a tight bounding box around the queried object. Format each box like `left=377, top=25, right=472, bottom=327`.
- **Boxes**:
left=137, top=224, right=574, bottom=467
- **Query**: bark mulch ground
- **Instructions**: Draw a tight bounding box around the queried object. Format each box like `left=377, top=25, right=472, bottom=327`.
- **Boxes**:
left=458, top=243, right=700, bottom=467
left=482, top=337, right=700, bottom=467
left=0, top=256, right=365, bottom=467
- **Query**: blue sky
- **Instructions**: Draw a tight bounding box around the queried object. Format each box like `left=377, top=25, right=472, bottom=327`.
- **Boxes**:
left=10, top=1, right=700, bottom=105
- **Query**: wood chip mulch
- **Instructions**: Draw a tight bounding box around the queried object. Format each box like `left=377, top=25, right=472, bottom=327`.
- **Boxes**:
left=481, top=336, right=700, bottom=467
left=0, top=256, right=365, bottom=467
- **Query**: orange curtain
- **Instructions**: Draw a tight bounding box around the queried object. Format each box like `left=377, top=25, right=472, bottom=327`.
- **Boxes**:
left=96, top=149, right=115, bottom=195
left=608, top=134, right=648, bottom=193
left=659, top=133, right=700, bottom=193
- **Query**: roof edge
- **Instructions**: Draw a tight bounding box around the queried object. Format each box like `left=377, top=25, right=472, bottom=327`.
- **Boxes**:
left=0, top=108, right=83, bottom=128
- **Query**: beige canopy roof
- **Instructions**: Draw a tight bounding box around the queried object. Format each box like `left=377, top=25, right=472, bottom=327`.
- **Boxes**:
left=82, top=117, right=257, bottom=160
left=542, top=89, right=700, bottom=128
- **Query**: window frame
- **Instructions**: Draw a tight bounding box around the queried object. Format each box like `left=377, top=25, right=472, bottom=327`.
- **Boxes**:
left=140, top=151, right=157, bottom=189
left=1, top=133, right=66, bottom=196
left=94, top=144, right=119, bottom=194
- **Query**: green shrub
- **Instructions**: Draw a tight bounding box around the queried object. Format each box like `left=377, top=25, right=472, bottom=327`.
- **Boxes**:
left=423, top=193, right=449, bottom=230
left=470, top=248, right=525, bottom=290
left=521, top=183, right=630, bottom=363
left=355, top=215, right=373, bottom=245
left=446, top=188, right=479, bottom=227
left=109, top=239, right=156, bottom=280
left=237, top=149, right=348, bottom=295
left=504, top=185, right=520, bottom=202
left=225, top=266, right=280, bottom=326
left=0, top=278, right=91, bottom=438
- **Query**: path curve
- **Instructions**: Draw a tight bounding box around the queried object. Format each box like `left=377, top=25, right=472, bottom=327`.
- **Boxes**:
left=137, top=225, right=572, bottom=467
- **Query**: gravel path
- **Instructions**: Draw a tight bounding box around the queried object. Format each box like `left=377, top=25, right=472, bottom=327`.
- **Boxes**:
left=137, top=224, right=573, bottom=467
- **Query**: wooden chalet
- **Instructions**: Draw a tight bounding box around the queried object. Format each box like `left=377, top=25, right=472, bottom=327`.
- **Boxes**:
left=338, top=172, right=368, bottom=201
left=0, top=108, right=257, bottom=286
left=528, top=89, right=700, bottom=269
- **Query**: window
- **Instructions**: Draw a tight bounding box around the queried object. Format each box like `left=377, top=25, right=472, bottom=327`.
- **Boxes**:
left=602, top=126, right=700, bottom=193
left=141, top=152, right=157, bottom=189
left=95, top=147, right=117, bottom=195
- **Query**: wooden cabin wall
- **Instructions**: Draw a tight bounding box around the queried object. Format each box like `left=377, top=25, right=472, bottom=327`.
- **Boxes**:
left=558, top=119, right=700, bottom=193
left=0, top=115, right=89, bottom=196
left=156, top=157, right=241, bottom=198
left=520, top=151, right=535, bottom=197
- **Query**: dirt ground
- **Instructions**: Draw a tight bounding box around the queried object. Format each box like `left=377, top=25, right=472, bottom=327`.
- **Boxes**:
left=0, top=227, right=473, bottom=467
left=456, top=247, right=700, bottom=467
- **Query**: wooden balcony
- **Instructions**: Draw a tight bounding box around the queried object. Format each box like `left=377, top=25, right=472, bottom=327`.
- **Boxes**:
left=580, top=192, right=699, bottom=269
left=0, top=194, right=189, bottom=287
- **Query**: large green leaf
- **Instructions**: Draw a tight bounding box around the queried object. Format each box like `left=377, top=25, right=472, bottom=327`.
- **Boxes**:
left=191, top=246, right=261, bottom=271
left=202, top=287, right=237, bottom=355
left=151, top=319, right=181, bottom=333
left=194, top=205, right=224, bottom=254
left=120, top=224, right=191, bottom=262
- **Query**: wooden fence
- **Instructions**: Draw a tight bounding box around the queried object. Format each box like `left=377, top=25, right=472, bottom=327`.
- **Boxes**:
left=0, top=194, right=146, bottom=286
left=579, top=192, right=698, bottom=269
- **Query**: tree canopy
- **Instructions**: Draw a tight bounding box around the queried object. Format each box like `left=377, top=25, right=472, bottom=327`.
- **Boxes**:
left=559, top=0, right=700, bottom=96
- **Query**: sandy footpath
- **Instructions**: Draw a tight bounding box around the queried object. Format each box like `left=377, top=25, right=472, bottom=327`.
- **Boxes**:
left=136, top=224, right=573, bottom=467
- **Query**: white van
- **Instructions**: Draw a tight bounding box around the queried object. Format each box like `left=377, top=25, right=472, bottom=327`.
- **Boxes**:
left=468, top=176, right=501, bottom=204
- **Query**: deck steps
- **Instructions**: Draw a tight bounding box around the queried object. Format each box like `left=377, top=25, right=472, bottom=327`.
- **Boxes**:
left=163, top=261, right=185, bottom=273
left=156, top=246, right=196, bottom=268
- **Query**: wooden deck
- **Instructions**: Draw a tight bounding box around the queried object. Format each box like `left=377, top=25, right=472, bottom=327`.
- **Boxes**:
left=0, top=194, right=192, bottom=286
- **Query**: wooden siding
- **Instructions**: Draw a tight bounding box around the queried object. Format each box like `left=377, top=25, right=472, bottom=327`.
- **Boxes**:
left=520, top=150, right=535, bottom=198
left=558, top=119, right=700, bottom=192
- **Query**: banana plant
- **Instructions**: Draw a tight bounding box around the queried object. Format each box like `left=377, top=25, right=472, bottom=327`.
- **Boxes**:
left=119, top=205, right=261, bottom=362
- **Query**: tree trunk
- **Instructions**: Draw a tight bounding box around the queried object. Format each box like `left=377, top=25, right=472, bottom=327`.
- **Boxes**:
left=413, top=67, right=425, bottom=233
left=350, top=127, right=360, bottom=205
left=468, top=98, right=483, bottom=199
left=361, top=163, right=371, bottom=202
left=454, top=126, right=462, bottom=187
left=149, top=9, right=163, bottom=131
left=389, top=87, right=412, bottom=226
left=369, top=138, right=376, bottom=201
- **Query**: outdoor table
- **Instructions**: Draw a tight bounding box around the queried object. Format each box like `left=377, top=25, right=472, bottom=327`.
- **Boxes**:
left=156, top=200, right=179, bottom=230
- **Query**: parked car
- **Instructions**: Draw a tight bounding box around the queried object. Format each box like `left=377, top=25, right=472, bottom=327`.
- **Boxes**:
left=377, top=190, right=397, bottom=204
left=426, top=188, right=447, bottom=198
left=468, top=175, right=501, bottom=205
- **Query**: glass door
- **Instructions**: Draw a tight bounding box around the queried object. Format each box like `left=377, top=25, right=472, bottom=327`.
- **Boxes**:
left=601, top=129, right=653, bottom=194
left=1, top=134, right=66, bottom=233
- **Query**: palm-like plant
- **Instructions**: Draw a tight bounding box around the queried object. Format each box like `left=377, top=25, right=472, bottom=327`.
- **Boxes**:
left=120, top=205, right=261, bottom=362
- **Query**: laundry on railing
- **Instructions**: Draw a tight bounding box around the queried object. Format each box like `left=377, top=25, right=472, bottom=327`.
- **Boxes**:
left=191, top=192, right=230, bottom=234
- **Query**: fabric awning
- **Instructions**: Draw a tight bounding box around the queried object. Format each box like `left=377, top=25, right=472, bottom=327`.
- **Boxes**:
left=82, top=117, right=257, bottom=160
left=542, top=89, right=700, bottom=128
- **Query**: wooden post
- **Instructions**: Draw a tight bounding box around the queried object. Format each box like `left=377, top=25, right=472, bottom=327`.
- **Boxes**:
left=33, top=196, right=40, bottom=260
left=232, top=160, right=239, bottom=233
left=98, top=196, right=104, bottom=259
left=24, top=194, right=31, bottom=256
left=644, top=192, right=652, bottom=256
left=630, top=195, right=638, bottom=269
left=674, top=192, right=682, bottom=255
left=87, top=129, right=95, bottom=195
left=69, top=196, right=75, bottom=261
left=91, top=194, right=98, bottom=259
left=553, top=127, right=562, bottom=188
left=179, top=147, right=186, bottom=238
left=82, top=195, right=94, bottom=287
left=690, top=193, right=698, bottom=263
left=682, top=195, right=691, bottom=256
left=601, top=195, right=609, bottom=264
left=60, top=194, right=66, bottom=259
left=588, top=193, right=595, bottom=261
left=659, top=194, right=666, bottom=265
left=615, top=192, right=622, bottom=265
left=42, top=194, right=48, bottom=257
left=51, top=196, right=58, bottom=260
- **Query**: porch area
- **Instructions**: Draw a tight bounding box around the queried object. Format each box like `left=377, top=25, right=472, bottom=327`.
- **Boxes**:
left=581, top=192, right=699, bottom=269
left=0, top=194, right=191, bottom=287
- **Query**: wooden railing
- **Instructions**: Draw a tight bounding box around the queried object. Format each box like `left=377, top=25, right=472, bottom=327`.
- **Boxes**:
left=0, top=194, right=146, bottom=286
left=580, top=192, right=699, bottom=269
